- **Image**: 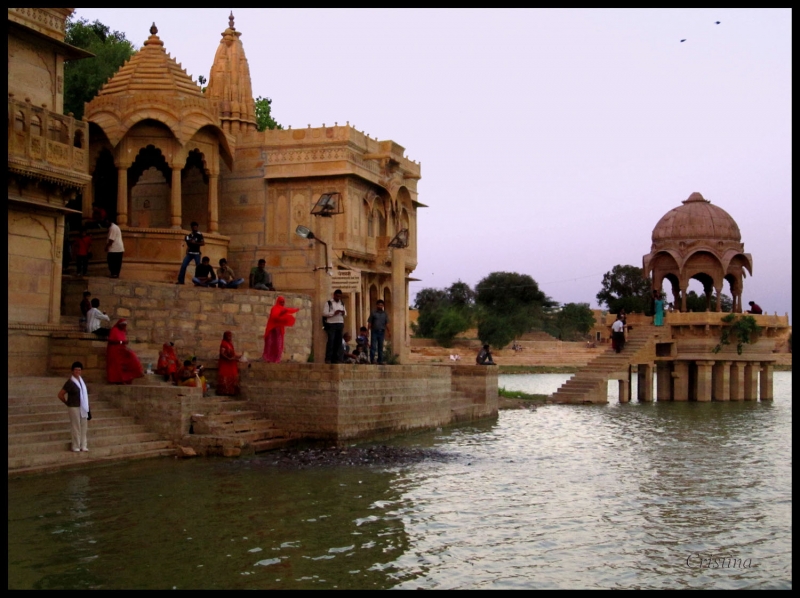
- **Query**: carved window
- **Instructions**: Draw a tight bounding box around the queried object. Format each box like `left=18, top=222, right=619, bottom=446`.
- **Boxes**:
left=48, top=119, right=68, bottom=143
left=30, top=115, right=42, bottom=137
left=73, top=129, right=84, bottom=148
left=367, top=208, right=374, bottom=237
left=14, top=111, right=25, bottom=132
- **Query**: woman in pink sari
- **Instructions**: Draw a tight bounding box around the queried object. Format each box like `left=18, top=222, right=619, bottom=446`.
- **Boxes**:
left=217, top=331, right=241, bottom=396
left=263, top=296, right=300, bottom=363
left=106, top=319, right=144, bottom=384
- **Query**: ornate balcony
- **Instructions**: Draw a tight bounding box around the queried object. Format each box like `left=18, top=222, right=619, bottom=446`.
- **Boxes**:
left=8, top=97, right=91, bottom=191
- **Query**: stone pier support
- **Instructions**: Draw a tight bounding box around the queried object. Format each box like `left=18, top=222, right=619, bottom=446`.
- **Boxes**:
left=618, top=378, right=630, bottom=403
left=656, top=362, right=672, bottom=401
left=694, top=360, right=714, bottom=401
left=743, top=362, right=759, bottom=401
left=116, top=166, right=128, bottom=225
left=637, top=363, right=654, bottom=402
left=170, top=167, right=182, bottom=229
left=673, top=361, right=689, bottom=401
left=759, top=362, right=774, bottom=401
left=712, top=361, right=731, bottom=401
left=729, top=362, right=745, bottom=401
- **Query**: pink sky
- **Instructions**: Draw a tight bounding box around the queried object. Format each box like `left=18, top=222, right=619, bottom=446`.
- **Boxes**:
left=75, top=8, right=792, bottom=320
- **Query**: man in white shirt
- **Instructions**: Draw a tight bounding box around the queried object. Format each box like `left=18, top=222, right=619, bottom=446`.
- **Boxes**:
left=86, top=298, right=111, bottom=337
left=322, top=289, right=346, bottom=364
left=611, top=314, right=625, bottom=353
left=104, top=219, right=125, bottom=278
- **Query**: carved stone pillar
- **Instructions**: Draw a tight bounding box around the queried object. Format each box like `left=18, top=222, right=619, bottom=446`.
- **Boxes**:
left=116, top=166, right=128, bottom=225
left=82, top=180, right=93, bottom=221
left=170, top=167, right=182, bottom=229
left=680, top=281, right=688, bottom=312
left=637, top=363, right=654, bottom=402
left=743, top=362, right=759, bottom=400
left=712, top=361, right=731, bottom=401
left=759, top=362, right=774, bottom=401
left=656, top=362, right=672, bottom=401
left=673, top=361, right=689, bottom=401
left=694, top=360, right=714, bottom=402
left=729, top=362, right=745, bottom=401
left=715, top=285, right=722, bottom=312
left=208, top=172, right=219, bottom=232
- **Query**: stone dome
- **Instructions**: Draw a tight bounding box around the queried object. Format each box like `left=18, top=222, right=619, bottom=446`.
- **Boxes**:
left=652, top=192, right=741, bottom=243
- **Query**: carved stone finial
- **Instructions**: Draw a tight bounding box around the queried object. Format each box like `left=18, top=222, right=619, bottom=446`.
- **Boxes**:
left=150, top=23, right=158, bottom=36
left=229, top=12, right=235, bottom=29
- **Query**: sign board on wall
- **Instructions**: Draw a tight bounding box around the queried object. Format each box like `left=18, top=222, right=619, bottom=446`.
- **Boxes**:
left=330, top=269, right=361, bottom=293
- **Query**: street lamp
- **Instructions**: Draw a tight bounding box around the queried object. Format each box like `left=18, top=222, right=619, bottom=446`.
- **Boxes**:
left=295, top=225, right=330, bottom=272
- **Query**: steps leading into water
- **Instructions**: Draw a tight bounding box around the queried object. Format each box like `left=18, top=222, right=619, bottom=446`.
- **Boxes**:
left=8, top=376, right=174, bottom=476
left=182, top=394, right=295, bottom=457
left=550, top=325, right=662, bottom=404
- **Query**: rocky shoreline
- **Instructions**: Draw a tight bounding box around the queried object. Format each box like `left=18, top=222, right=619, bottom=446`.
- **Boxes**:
left=246, top=444, right=458, bottom=469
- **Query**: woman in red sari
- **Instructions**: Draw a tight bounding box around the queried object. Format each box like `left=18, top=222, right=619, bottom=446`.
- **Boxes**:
left=263, top=296, right=300, bottom=363
left=217, top=331, right=241, bottom=396
left=155, top=341, right=179, bottom=382
left=106, top=319, right=144, bottom=384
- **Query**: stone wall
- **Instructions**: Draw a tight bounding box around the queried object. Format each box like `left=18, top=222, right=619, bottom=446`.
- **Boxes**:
left=451, top=365, right=499, bottom=417
left=102, top=383, right=204, bottom=443
left=61, top=277, right=313, bottom=364
left=240, top=362, right=492, bottom=441
left=9, top=208, right=62, bottom=324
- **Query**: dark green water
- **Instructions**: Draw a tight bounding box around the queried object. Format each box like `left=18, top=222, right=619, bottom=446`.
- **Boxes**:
left=8, top=372, right=792, bottom=589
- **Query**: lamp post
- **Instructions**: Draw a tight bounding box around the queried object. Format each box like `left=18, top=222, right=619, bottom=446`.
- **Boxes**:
left=388, top=228, right=410, bottom=364
left=296, top=224, right=333, bottom=364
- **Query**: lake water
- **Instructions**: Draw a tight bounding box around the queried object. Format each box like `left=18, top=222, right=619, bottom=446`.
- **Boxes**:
left=8, top=372, right=792, bottom=589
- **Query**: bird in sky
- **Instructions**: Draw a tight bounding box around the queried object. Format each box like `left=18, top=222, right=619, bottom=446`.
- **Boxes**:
left=715, top=21, right=721, bottom=25
left=680, top=39, right=686, bottom=42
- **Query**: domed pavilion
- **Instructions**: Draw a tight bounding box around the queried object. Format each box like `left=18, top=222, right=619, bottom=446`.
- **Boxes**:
left=643, top=192, right=752, bottom=313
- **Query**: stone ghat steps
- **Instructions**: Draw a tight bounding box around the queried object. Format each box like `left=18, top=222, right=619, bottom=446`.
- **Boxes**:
left=8, top=444, right=175, bottom=477
left=8, top=376, right=176, bottom=475
left=8, top=423, right=154, bottom=446
left=8, top=432, right=165, bottom=458
left=184, top=399, right=292, bottom=457
left=550, top=327, right=659, bottom=404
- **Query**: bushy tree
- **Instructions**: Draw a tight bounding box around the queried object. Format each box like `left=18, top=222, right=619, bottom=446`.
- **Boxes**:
left=474, top=272, right=555, bottom=346
left=411, top=282, right=473, bottom=341
left=255, top=96, right=282, bottom=131
left=433, top=309, right=471, bottom=348
left=64, top=17, right=135, bottom=119
left=685, top=291, right=733, bottom=313
left=596, top=265, right=651, bottom=315
left=545, top=303, right=596, bottom=341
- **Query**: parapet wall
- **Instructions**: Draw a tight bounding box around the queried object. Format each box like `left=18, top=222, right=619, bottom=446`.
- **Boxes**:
left=61, top=277, right=313, bottom=364
left=240, top=362, right=492, bottom=441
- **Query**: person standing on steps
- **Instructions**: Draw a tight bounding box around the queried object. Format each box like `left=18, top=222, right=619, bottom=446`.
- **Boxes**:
left=58, top=361, right=90, bottom=453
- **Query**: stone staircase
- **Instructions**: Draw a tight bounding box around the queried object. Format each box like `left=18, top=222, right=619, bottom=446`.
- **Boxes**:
left=550, top=325, right=661, bottom=404
left=8, top=376, right=174, bottom=476
left=183, top=395, right=295, bottom=457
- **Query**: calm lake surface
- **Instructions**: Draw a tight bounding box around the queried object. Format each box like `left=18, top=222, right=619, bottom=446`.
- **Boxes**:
left=8, top=372, right=792, bottom=589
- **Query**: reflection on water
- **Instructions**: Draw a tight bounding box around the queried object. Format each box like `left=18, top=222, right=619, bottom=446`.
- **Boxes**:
left=8, top=373, right=792, bottom=589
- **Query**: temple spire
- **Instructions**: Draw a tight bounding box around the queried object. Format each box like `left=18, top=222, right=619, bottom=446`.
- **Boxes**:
left=206, top=13, right=257, bottom=135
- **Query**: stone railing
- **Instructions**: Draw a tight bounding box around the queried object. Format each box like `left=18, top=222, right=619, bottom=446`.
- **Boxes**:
left=8, top=97, right=89, bottom=175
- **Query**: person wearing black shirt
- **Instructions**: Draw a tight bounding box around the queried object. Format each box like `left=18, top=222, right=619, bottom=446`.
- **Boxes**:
left=192, top=256, right=218, bottom=287
left=176, top=222, right=205, bottom=284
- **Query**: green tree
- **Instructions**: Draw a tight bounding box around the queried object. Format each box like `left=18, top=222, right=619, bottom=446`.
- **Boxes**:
left=475, top=272, right=555, bottom=346
left=255, top=96, right=282, bottom=131
left=685, top=291, right=733, bottom=313
left=596, top=265, right=651, bottom=315
left=64, top=17, right=135, bottom=119
left=545, top=303, right=596, bottom=341
left=433, top=308, right=471, bottom=348
left=411, top=283, right=473, bottom=341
